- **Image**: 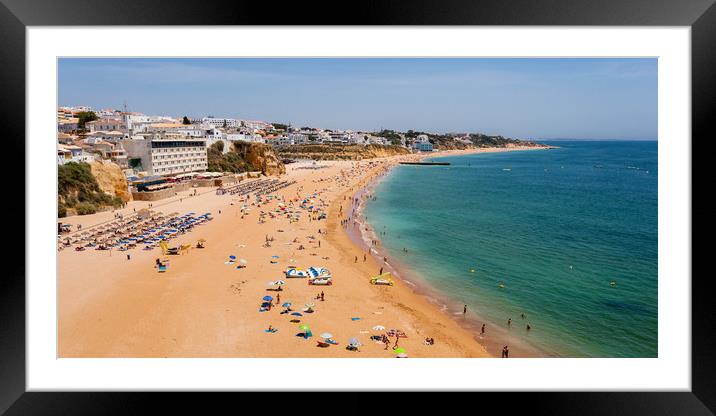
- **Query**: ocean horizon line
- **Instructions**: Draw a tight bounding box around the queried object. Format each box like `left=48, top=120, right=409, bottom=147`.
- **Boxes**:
left=532, top=138, right=657, bottom=142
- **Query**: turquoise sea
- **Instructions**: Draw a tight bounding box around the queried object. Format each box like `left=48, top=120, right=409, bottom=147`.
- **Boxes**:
left=363, top=141, right=657, bottom=357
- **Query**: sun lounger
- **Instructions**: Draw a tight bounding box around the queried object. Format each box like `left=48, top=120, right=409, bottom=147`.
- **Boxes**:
left=308, top=278, right=332, bottom=286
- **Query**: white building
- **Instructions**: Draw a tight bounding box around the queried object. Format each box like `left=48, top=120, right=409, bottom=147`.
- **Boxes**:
left=125, top=114, right=178, bottom=133
left=57, top=144, right=95, bottom=165
left=226, top=133, right=266, bottom=144
left=57, top=118, right=79, bottom=133
left=413, top=134, right=434, bottom=152
left=97, top=109, right=124, bottom=120
left=241, top=119, right=273, bottom=131
left=86, top=130, right=126, bottom=143
left=86, top=119, right=128, bottom=133
left=121, top=137, right=208, bottom=176
left=202, top=117, right=239, bottom=129
left=288, top=133, right=308, bottom=145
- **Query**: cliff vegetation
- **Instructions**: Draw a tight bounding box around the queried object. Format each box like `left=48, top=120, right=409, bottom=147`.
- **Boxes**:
left=58, top=162, right=125, bottom=217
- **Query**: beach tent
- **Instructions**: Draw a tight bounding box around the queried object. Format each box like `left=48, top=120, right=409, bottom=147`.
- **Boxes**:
left=307, top=267, right=331, bottom=280
left=286, top=268, right=309, bottom=278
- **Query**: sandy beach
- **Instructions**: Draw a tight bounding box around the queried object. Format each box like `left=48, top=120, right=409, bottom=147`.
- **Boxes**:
left=58, top=146, right=546, bottom=358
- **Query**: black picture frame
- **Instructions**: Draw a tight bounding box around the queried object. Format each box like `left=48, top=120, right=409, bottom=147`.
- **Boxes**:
left=1, top=0, right=710, bottom=414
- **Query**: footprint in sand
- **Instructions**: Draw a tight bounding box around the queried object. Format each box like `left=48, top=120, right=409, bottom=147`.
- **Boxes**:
left=229, top=280, right=248, bottom=294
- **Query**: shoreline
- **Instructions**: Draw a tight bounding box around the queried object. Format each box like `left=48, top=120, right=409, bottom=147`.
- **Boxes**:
left=58, top=146, right=551, bottom=358
left=342, top=147, right=554, bottom=358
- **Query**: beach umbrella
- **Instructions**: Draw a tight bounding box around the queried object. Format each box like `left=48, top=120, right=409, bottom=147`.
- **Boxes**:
left=262, top=295, right=273, bottom=301
left=229, top=255, right=237, bottom=260
left=393, top=347, right=406, bottom=355
left=282, top=302, right=292, bottom=308
left=299, top=325, right=310, bottom=331
left=198, top=238, right=206, bottom=242
left=372, top=325, right=386, bottom=331
left=239, top=259, right=247, bottom=265
left=348, top=338, right=361, bottom=346
left=274, top=280, right=286, bottom=285
left=320, top=333, right=333, bottom=339
left=305, top=302, right=316, bottom=308
left=291, top=312, right=303, bottom=316
left=396, top=353, right=408, bottom=358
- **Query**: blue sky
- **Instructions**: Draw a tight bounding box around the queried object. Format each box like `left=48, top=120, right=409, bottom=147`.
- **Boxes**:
left=58, top=58, right=657, bottom=140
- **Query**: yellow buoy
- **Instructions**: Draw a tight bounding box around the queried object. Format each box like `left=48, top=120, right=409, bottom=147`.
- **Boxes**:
left=470, top=269, right=475, bottom=273
left=498, top=283, right=505, bottom=289
left=610, top=281, right=617, bottom=287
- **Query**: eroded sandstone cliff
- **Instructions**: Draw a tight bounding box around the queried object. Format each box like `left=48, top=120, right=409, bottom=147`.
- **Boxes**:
left=89, top=160, right=132, bottom=202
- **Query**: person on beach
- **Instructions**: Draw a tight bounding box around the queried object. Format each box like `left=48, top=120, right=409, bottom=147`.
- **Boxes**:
left=502, top=346, right=509, bottom=358
left=126, top=254, right=131, bottom=261
left=379, top=267, right=383, bottom=275
left=463, top=305, right=467, bottom=315
left=355, top=256, right=358, bottom=263
left=276, top=294, right=280, bottom=304
left=383, top=256, right=387, bottom=264
left=527, top=324, right=531, bottom=331
left=363, top=254, right=367, bottom=262
left=508, top=318, right=512, bottom=327
left=521, top=313, right=526, bottom=319
left=320, top=291, right=324, bottom=301
left=481, top=324, right=486, bottom=335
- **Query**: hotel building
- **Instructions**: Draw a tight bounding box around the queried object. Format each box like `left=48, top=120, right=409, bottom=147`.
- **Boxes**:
left=122, top=137, right=208, bottom=176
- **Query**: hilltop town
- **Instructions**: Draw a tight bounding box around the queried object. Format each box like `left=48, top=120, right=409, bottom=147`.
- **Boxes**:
left=57, top=105, right=545, bottom=170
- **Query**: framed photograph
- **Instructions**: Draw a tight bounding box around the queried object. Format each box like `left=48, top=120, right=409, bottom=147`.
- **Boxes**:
left=2, top=0, right=710, bottom=413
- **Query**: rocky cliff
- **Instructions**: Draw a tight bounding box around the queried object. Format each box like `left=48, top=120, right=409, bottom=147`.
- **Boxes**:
left=276, top=144, right=411, bottom=161
left=89, top=160, right=132, bottom=202
left=232, top=142, right=286, bottom=176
